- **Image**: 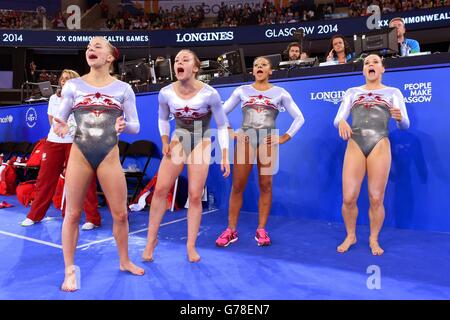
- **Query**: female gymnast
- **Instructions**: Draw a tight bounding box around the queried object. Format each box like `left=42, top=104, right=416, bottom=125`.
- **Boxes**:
left=142, top=49, right=230, bottom=263
left=21, top=69, right=101, bottom=230
left=215, top=56, right=305, bottom=247
left=334, top=53, right=410, bottom=255
left=53, top=36, right=144, bottom=292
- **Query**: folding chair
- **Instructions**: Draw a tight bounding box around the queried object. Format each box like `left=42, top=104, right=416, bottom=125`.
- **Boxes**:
left=118, top=140, right=130, bottom=164
left=122, top=140, right=156, bottom=202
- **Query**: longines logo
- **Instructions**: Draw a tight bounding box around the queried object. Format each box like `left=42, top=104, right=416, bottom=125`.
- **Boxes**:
left=26, top=107, right=38, bottom=128
left=0, top=115, right=13, bottom=124
left=310, top=90, right=346, bottom=105
left=176, top=31, right=234, bottom=43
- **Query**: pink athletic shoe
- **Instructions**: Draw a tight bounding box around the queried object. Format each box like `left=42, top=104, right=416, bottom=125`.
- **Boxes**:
left=215, top=228, right=238, bottom=247
left=255, top=228, right=271, bottom=246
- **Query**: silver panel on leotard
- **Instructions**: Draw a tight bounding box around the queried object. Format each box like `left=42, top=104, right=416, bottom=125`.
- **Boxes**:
left=73, top=106, right=122, bottom=169
left=351, top=104, right=390, bottom=157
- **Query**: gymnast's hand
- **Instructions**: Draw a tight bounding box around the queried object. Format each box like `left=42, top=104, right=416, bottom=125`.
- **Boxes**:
left=115, top=116, right=126, bottom=134
left=390, top=107, right=402, bottom=122
left=236, top=131, right=249, bottom=145
left=221, top=150, right=230, bottom=178
left=264, top=134, right=287, bottom=146
left=53, top=118, right=69, bottom=138
left=162, top=142, right=171, bottom=157
left=280, top=134, right=291, bottom=145
left=338, top=120, right=353, bottom=140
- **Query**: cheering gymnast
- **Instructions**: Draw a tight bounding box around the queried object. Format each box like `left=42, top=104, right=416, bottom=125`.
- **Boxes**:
left=334, top=54, right=410, bottom=255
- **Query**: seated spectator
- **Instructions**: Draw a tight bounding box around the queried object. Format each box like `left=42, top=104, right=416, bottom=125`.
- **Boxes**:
left=283, top=42, right=312, bottom=64
left=389, top=17, right=420, bottom=56
left=326, top=35, right=354, bottom=64
left=52, top=11, right=66, bottom=29
left=286, top=42, right=302, bottom=61
left=50, top=72, right=58, bottom=85
left=39, top=69, right=50, bottom=82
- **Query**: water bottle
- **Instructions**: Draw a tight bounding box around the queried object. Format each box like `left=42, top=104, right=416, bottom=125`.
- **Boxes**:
left=400, top=42, right=409, bottom=57
left=208, top=192, right=215, bottom=210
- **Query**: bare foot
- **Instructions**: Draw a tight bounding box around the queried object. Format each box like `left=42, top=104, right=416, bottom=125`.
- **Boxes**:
left=337, top=235, right=357, bottom=253
left=369, top=238, right=384, bottom=256
left=142, top=238, right=158, bottom=262
left=187, top=247, right=201, bottom=263
left=61, top=267, right=78, bottom=292
left=119, top=260, right=145, bottom=275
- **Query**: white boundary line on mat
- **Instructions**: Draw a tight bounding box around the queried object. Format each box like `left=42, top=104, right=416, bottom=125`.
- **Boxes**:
left=0, top=209, right=219, bottom=250
left=0, top=230, right=63, bottom=249
left=75, top=209, right=219, bottom=250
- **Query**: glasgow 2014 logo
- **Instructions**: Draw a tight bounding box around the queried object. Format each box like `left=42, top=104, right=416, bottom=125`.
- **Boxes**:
left=26, top=107, right=38, bottom=128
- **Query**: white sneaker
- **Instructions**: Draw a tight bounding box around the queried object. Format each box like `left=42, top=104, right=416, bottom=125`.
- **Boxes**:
left=81, top=222, right=98, bottom=231
left=21, top=218, right=35, bottom=227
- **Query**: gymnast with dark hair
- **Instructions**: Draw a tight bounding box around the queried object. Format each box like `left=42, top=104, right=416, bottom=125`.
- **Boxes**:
left=333, top=53, right=409, bottom=255
left=215, top=56, right=305, bottom=247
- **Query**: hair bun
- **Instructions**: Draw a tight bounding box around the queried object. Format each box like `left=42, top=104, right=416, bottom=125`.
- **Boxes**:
left=113, top=47, right=120, bottom=60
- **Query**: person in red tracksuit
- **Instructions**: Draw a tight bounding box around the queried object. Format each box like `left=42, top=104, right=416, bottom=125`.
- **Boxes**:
left=21, top=69, right=101, bottom=230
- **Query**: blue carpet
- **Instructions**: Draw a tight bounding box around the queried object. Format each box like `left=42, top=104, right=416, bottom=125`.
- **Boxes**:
left=1, top=194, right=449, bottom=300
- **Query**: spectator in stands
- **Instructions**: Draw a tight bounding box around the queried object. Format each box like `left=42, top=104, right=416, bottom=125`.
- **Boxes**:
left=50, top=72, right=58, bottom=85
left=382, top=0, right=397, bottom=13
left=39, top=69, right=50, bottom=82
left=284, top=42, right=310, bottom=61
left=0, top=1, right=445, bottom=31
left=28, top=61, right=37, bottom=83
left=286, top=42, right=302, bottom=61
left=326, top=35, right=354, bottom=64
left=52, top=11, right=66, bottom=29
left=389, top=17, right=420, bottom=56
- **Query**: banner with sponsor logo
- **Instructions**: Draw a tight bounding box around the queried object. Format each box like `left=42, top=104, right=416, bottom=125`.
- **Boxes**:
left=1, top=7, right=449, bottom=47
left=126, top=0, right=284, bottom=16
left=0, top=104, right=48, bottom=142
left=157, top=0, right=264, bottom=17
left=0, top=31, right=150, bottom=47
left=1, top=63, right=449, bottom=232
